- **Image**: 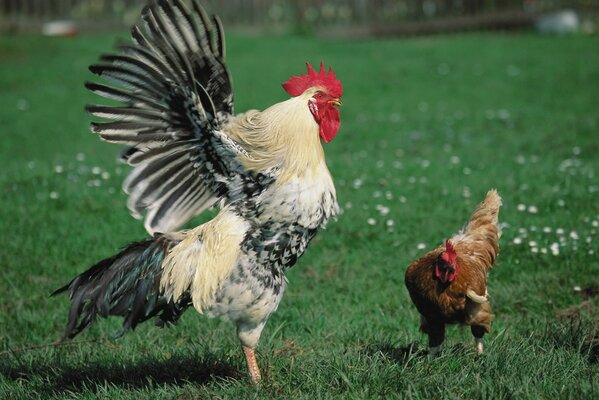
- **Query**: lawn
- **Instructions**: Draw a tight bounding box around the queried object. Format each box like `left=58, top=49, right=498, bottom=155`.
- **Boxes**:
left=0, top=29, right=598, bottom=399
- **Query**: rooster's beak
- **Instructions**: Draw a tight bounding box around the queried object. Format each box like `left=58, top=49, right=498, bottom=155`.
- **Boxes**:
left=328, top=98, right=342, bottom=107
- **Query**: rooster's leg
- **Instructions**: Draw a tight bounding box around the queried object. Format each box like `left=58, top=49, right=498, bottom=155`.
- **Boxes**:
left=242, top=345, right=262, bottom=383
left=238, top=322, right=266, bottom=383
left=471, top=325, right=486, bottom=355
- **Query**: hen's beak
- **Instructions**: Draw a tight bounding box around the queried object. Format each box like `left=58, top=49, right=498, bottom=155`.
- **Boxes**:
left=328, top=98, right=342, bottom=107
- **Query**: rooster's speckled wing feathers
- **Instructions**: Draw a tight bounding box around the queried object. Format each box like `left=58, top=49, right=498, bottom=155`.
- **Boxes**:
left=86, top=0, right=260, bottom=234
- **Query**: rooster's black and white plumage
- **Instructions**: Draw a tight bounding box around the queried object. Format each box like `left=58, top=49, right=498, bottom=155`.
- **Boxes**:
left=53, top=0, right=343, bottom=383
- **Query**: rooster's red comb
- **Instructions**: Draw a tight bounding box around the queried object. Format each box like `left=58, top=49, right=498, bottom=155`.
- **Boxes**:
left=282, top=62, right=343, bottom=98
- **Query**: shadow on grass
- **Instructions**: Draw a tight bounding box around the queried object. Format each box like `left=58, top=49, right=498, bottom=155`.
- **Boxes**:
left=0, top=352, right=243, bottom=396
left=366, top=341, right=427, bottom=362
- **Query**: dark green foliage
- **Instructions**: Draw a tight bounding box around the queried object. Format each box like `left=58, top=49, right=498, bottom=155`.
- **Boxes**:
left=0, top=32, right=598, bottom=399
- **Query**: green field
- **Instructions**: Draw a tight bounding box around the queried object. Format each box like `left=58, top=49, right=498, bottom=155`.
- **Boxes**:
left=1, top=30, right=598, bottom=399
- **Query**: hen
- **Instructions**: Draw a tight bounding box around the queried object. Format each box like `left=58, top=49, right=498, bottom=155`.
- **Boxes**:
left=52, top=0, right=342, bottom=383
left=404, top=190, right=502, bottom=355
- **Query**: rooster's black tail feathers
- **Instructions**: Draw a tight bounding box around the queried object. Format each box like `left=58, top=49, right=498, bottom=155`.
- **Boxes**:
left=52, top=235, right=191, bottom=339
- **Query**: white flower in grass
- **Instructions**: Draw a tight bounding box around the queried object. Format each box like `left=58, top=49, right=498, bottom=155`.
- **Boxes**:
left=517, top=204, right=526, bottom=212
left=513, top=237, right=523, bottom=245
left=556, top=228, right=565, bottom=235
left=450, top=155, right=460, bottom=164
left=376, top=205, right=390, bottom=216
left=367, top=218, right=376, bottom=226
left=531, top=247, right=539, bottom=253
left=572, top=146, right=581, bottom=155
left=101, top=171, right=110, bottom=180
left=543, top=227, right=552, bottom=233
left=586, top=236, right=592, bottom=244
left=76, top=153, right=85, bottom=161
left=386, top=219, right=395, bottom=227
left=54, top=165, right=64, bottom=173
left=408, top=176, right=416, bottom=184
left=529, top=240, right=537, bottom=247
left=550, top=243, right=560, bottom=256
left=540, top=248, right=547, bottom=254
left=516, top=155, right=526, bottom=164
left=399, top=196, right=407, bottom=203
left=589, top=249, right=595, bottom=255
left=527, top=205, right=538, bottom=214
left=17, top=98, right=29, bottom=111
left=463, top=167, right=472, bottom=175
left=345, top=202, right=353, bottom=210
left=373, top=191, right=382, bottom=199
left=421, top=160, right=430, bottom=168
left=570, top=231, right=579, bottom=240
left=385, top=191, right=393, bottom=200
left=352, top=178, right=363, bottom=189
left=92, top=166, right=102, bottom=175
left=417, top=243, right=426, bottom=250
left=49, top=191, right=59, bottom=200
left=592, top=220, right=599, bottom=228
left=497, top=109, right=510, bottom=120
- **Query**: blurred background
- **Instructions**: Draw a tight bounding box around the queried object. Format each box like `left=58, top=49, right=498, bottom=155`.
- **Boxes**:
left=1, top=0, right=598, bottom=37
left=1, top=1, right=598, bottom=398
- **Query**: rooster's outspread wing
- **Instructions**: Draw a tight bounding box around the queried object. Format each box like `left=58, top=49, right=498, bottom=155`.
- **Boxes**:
left=86, top=0, right=267, bottom=234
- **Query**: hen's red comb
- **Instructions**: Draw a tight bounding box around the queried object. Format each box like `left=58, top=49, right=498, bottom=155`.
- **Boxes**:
left=442, top=240, right=457, bottom=264
left=282, top=62, right=343, bottom=98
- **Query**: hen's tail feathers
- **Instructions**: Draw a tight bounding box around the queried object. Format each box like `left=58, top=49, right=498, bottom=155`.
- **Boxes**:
left=52, top=235, right=191, bottom=340
left=453, top=189, right=502, bottom=272
left=465, top=189, right=502, bottom=236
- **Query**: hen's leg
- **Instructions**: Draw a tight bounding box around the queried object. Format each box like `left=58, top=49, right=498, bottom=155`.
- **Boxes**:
left=238, top=322, right=266, bottom=384
left=421, top=316, right=445, bottom=356
left=471, top=325, right=486, bottom=354
left=469, top=301, right=492, bottom=355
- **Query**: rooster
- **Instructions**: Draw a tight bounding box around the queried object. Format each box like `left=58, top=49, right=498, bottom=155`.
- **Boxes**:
left=404, top=190, right=502, bottom=355
left=52, top=0, right=343, bottom=383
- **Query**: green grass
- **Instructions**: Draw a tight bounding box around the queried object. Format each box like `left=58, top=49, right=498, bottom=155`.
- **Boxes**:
left=1, top=31, right=598, bottom=399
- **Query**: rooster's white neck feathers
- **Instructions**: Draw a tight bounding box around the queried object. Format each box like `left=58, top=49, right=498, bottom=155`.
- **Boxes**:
left=225, top=89, right=326, bottom=184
